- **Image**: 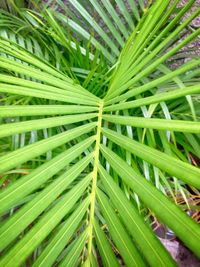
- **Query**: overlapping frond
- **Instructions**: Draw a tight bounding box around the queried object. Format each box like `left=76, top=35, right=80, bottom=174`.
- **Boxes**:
left=0, top=1, right=200, bottom=266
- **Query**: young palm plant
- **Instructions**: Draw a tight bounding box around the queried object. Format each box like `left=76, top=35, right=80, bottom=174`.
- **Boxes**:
left=0, top=0, right=200, bottom=266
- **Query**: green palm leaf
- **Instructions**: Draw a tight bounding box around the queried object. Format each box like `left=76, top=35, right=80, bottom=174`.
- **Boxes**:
left=0, top=1, right=200, bottom=266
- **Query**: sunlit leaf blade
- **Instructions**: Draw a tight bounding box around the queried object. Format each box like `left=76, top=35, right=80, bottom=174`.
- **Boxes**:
left=102, top=128, right=200, bottom=188
left=0, top=113, right=97, bottom=138
left=0, top=73, right=99, bottom=101
left=105, top=59, right=200, bottom=105
left=32, top=198, right=90, bottom=267
left=100, top=144, right=200, bottom=257
left=90, top=252, right=99, bottom=267
left=0, top=175, right=91, bottom=267
left=0, top=84, right=98, bottom=105
left=103, top=115, right=200, bottom=133
left=98, top=164, right=177, bottom=267
left=0, top=137, right=94, bottom=215
left=0, top=105, right=98, bottom=117
left=94, top=218, right=120, bottom=267
left=0, top=159, right=93, bottom=251
left=106, top=7, right=200, bottom=99
left=0, top=122, right=96, bottom=174
left=0, top=38, right=72, bottom=81
left=59, top=229, right=88, bottom=267
left=104, top=85, right=200, bottom=111
left=97, top=188, right=146, bottom=267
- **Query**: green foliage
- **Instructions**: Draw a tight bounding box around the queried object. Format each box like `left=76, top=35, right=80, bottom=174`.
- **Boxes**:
left=0, top=0, right=200, bottom=266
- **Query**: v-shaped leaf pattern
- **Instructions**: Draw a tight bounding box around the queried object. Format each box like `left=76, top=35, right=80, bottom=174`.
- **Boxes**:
left=0, top=1, right=200, bottom=266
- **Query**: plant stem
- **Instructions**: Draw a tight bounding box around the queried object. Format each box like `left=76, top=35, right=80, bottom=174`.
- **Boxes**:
left=87, top=100, right=103, bottom=262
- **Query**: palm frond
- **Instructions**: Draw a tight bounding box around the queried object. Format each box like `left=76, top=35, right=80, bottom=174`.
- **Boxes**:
left=0, top=1, right=200, bottom=266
